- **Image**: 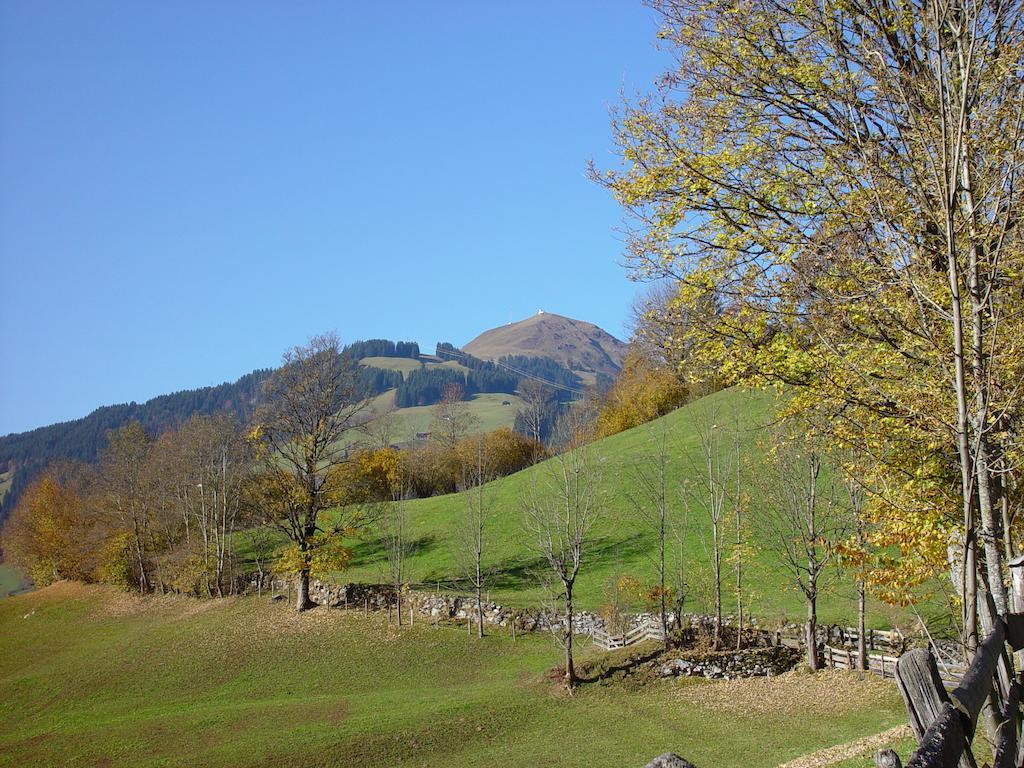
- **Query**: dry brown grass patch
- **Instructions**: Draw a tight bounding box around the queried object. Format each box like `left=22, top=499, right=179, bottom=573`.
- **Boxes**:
left=675, top=669, right=897, bottom=719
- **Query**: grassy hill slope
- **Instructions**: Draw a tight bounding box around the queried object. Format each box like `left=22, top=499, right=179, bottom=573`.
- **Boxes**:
left=356, top=391, right=524, bottom=445
left=378, top=393, right=525, bottom=443
left=327, top=388, right=915, bottom=629
left=0, top=583, right=907, bottom=768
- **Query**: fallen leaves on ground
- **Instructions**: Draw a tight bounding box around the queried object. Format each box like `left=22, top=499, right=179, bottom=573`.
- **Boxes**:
left=674, top=669, right=898, bottom=718
left=775, top=725, right=911, bottom=768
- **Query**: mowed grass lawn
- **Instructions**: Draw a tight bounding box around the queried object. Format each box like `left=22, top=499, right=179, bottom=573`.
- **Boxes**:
left=0, top=583, right=908, bottom=768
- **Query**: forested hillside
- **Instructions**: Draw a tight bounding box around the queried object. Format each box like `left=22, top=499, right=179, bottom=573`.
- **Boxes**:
left=0, top=368, right=273, bottom=523
left=0, top=333, right=597, bottom=524
left=0, top=340, right=415, bottom=523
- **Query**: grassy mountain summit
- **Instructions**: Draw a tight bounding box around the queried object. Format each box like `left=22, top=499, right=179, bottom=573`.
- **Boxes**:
left=463, top=311, right=628, bottom=377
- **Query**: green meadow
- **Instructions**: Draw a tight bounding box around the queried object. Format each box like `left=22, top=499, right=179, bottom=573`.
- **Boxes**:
left=0, top=583, right=909, bottom=768
left=296, top=388, right=924, bottom=629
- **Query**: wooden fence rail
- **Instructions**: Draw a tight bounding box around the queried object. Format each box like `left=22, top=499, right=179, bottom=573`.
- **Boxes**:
left=881, top=614, right=1024, bottom=768
left=592, top=618, right=666, bottom=651
left=823, top=644, right=901, bottom=679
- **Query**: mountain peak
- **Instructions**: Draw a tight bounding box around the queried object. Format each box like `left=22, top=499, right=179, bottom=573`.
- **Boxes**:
left=463, top=312, right=627, bottom=376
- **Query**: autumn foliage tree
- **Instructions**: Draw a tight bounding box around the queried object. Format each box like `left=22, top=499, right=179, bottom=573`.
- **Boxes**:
left=596, top=0, right=1024, bottom=683
left=249, top=333, right=369, bottom=612
left=596, top=347, right=687, bottom=438
left=1, top=468, right=103, bottom=586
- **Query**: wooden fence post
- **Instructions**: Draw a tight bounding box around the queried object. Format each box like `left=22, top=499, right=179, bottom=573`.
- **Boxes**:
left=895, top=648, right=975, bottom=768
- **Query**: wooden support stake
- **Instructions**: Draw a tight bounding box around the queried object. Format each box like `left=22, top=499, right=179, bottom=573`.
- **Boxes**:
left=992, top=675, right=1022, bottom=768
left=909, top=703, right=969, bottom=768
left=951, top=617, right=1005, bottom=738
left=895, top=648, right=974, bottom=768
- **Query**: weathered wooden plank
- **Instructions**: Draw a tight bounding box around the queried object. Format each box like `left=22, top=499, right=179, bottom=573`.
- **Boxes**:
left=1004, top=613, right=1024, bottom=652
left=895, top=649, right=974, bottom=768
left=906, top=703, right=967, bottom=768
left=950, top=618, right=1005, bottom=737
left=991, top=676, right=1021, bottom=768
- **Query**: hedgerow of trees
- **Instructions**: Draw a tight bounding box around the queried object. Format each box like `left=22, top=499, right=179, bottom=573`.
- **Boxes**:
left=595, top=0, right=1024, bottom=741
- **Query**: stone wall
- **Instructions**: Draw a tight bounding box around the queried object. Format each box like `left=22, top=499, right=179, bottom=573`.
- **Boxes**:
left=658, top=646, right=802, bottom=680
left=300, top=579, right=610, bottom=635
left=289, top=580, right=901, bottom=657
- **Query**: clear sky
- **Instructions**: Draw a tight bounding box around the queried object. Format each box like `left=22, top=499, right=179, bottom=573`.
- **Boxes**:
left=0, top=1, right=668, bottom=436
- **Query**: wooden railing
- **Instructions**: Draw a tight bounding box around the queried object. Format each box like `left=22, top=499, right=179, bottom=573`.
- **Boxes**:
left=881, top=614, right=1024, bottom=768
left=823, top=644, right=901, bottom=679
left=776, top=625, right=904, bottom=653
left=592, top=617, right=666, bottom=651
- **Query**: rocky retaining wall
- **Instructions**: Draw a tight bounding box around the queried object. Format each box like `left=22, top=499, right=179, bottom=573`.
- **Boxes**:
left=659, top=646, right=802, bottom=680
left=285, top=580, right=906, bottom=656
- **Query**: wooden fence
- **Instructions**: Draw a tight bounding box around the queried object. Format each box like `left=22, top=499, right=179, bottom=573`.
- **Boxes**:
left=592, top=617, right=666, bottom=651
left=880, top=614, right=1024, bottom=768
left=823, top=644, right=901, bottom=679
left=821, top=643, right=969, bottom=690
left=777, top=625, right=904, bottom=653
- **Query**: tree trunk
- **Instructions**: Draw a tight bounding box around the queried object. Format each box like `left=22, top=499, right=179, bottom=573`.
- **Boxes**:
left=806, top=591, right=819, bottom=671
left=295, top=569, right=315, bottom=612
left=962, top=162, right=1009, bottom=620
left=713, top=526, right=722, bottom=650
left=131, top=513, right=150, bottom=593
left=659, top=508, right=668, bottom=647
left=476, top=582, right=484, bottom=639
left=943, top=210, right=979, bottom=653
left=565, top=584, right=576, bottom=688
left=858, top=579, right=868, bottom=672
left=735, top=542, right=743, bottom=651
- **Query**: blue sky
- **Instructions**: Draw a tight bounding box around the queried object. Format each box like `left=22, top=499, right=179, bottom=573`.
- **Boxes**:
left=0, top=2, right=668, bottom=436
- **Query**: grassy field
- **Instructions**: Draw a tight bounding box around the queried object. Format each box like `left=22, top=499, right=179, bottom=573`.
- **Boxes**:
left=0, top=583, right=910, bottom=768
left=348, top=390, right=524, bottom=450
left=360, top=356, right=425, bottom=377
left=360, top=357, right=470, bottom=379
left=381, top=392, right=524, bottom=442
left=310, top=387, right=922, bottom=629
left=354, top=391, right=524, bottom=445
